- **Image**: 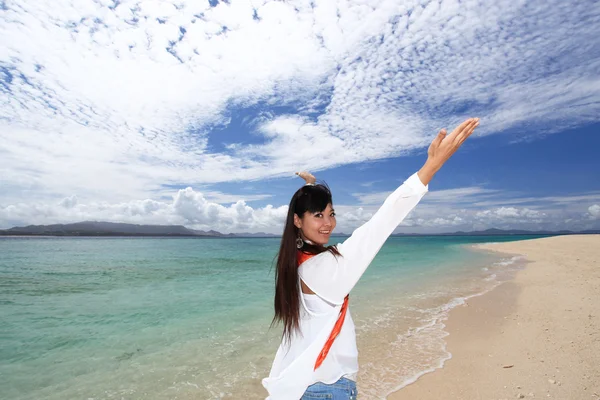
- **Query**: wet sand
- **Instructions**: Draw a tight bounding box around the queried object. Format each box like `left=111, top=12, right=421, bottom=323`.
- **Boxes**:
left=388, top=234, right=600, bottom=400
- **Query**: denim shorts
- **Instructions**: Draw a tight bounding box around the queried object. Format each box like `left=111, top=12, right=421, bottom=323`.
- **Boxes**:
left=301, top=377, right=358, bottom=400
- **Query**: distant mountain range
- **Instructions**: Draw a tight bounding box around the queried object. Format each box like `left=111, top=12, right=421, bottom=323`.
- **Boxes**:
left=0, top=221, right=277, bottom=237
left=0, top=221, right=599, bottom=237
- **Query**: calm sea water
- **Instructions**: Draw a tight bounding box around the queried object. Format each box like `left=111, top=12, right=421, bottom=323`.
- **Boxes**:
left=0, top=235, right=549, bottom=399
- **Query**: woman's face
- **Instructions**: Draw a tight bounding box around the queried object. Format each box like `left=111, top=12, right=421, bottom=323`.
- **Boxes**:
left=294, top=203, right=336, bottom=246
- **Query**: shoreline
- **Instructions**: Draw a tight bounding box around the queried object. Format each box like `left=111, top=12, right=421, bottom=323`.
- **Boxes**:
left=387, top=234, right=600, bottom=400
left=376, top=247, right=527, bottom=398
left=352, top=241, right=526, bottom=399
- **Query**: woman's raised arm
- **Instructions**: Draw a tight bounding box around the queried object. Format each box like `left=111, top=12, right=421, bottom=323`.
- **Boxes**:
left=299, top=118, right=480, bottom=304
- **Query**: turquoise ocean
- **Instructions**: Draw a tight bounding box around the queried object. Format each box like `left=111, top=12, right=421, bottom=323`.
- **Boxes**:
left=0, top=235, right=547, bottom=399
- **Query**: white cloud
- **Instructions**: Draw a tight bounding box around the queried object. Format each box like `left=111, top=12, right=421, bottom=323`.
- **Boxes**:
left=0, top=187, right=287, bottom=233
left=475, top=207, right=545, bottom=220
left=1, top=0, right=599, bottom=208
left=589, top=204, right=600, bottom=220
left=200, top=191, right=272, bottom=204
left=59, top=195, right=78, bottom=209
left=1, top=185, right=600, bottom=233
left=353, top=186, right=502, bottom=206
left=428, top=215, right=465, bottom=226
left=348, top=184, right=600, bottom=232
left=332, top=206, right=374, bottom=233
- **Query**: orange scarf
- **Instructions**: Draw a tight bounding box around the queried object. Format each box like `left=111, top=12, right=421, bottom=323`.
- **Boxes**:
left=298, top=250, right=350, bottom=370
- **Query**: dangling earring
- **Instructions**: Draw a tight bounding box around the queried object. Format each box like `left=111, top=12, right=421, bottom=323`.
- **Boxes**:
left=296, top=236, right=304, bottom=249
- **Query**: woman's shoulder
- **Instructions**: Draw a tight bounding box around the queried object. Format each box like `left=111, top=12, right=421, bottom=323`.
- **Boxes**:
left=298, top=247, right=341, bottom=267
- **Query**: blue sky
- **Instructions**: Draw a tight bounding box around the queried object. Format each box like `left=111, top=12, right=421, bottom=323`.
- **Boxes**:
left=1, top=0, right=599, bottom=233
left=259, top=121, right=600, bottom=205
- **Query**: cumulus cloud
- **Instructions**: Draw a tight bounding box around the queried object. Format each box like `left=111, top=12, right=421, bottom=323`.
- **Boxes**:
left=346, top=184, right=600, bottom=233
left=1, top=183, right=600, bottom=233
left=429, top=215, right=465, bottom=226
left=0, top=187, right=287, bottom=233
left=59, top=195, right=78, bottom=209
left=589, top=204, right=600, bottom=220
left=1, top=0, right=599, bottom=206
left=475, top=207, right=545, bottom=220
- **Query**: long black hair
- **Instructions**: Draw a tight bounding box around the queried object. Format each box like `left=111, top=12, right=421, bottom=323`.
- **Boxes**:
left=271, top=182, right=341, bottom=343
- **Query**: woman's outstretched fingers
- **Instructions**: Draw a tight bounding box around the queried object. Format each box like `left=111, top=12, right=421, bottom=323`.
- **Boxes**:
left=453, top=118, right=479, bottom=145
left=452, top=118, right=474, bottom=138
left=466, top=118, right=480, bottom=136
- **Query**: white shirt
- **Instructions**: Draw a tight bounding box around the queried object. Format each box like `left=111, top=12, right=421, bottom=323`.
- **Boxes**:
left=262, top=172, right=429, bottom=400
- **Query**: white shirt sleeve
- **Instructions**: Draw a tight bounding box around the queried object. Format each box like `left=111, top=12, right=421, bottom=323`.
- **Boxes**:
left=298, top=172, right=429, bottom=305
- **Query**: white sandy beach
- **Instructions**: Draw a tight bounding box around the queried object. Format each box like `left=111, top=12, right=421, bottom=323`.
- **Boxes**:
left=389, top=234, right=600, bottom=400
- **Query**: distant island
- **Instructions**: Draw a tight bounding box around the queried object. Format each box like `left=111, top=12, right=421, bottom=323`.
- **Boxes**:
left=0, top=221, right=598, bottom=237
left=0, top=221, right=276, bottom=237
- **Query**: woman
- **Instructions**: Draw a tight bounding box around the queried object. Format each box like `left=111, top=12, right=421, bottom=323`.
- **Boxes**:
left=262, top=118, right=481, bottom=399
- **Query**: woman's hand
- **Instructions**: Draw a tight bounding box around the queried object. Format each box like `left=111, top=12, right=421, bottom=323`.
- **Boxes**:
left=418, top=117, right=480, bottom=186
